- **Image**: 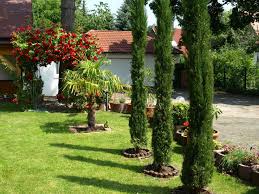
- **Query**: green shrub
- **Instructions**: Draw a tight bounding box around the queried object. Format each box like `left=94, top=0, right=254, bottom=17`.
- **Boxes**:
left=171, top=103, right=189, bottom=125
left=213, top=48, right=256, bottom=92
left=171, top=103, right=222, bottom=126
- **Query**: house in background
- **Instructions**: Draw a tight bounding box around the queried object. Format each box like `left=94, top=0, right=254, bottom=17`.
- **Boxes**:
left=0, top=0, right=32, bottom=95
left=89, top=29, right=187, bottom=88
left=0, top=0, right=59, bottom=97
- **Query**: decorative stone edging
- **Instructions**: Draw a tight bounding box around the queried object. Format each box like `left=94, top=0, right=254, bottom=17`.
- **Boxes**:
left=143, top=164, right=178, bottom=178
left=69, top=124, right=111, bottom=133
left=122, top=148, right=152, bottom=159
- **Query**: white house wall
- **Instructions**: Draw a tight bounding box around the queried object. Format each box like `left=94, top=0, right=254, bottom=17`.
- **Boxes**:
left=39, top=53, right=178, bottom=96
left=104, top=53, right=155, bottom=86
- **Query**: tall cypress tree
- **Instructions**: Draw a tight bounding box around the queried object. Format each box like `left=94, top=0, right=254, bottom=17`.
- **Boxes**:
left=128, top=0, right=148, bottom=152
left=181, top=0, right=214, bottom=192
left=151, top=0, right=174, bottom=170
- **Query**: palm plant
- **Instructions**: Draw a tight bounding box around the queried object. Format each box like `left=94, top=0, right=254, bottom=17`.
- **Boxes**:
left=64, top=60, right=122, bottom=130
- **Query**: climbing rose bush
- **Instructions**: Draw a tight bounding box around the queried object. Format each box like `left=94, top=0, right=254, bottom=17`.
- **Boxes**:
left=12, top=25, right=103, bottom=71
left=11, top=25, right=104, bottom=108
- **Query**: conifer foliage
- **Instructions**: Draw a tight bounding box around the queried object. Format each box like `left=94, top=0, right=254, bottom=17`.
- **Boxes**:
left=151, top=0, right=174, bottom=168
left=181, top=0, right=214, bottom=192
left=128, top=0, right=148, bottom=150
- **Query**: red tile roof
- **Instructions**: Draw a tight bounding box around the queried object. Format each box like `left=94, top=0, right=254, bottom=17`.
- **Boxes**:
left=88, top=29, right=185, bottom=54
left=0, top=0, right=32, bottom=39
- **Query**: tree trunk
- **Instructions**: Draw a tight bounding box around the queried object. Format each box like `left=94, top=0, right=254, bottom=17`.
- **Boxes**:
left=59, top=0, right=76, bottom=94
left=61, top=0, right=76, bottom=32
left=87, top=107, right=96, bottom=129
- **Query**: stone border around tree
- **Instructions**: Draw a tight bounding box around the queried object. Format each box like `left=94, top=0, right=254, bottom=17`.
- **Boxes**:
left=122, top=148, right=152, bottom=159
left=143, top=164, right=178, bottom=178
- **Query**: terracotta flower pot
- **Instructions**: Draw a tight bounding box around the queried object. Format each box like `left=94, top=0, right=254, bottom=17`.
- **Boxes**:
left=251, top=166, right=259, bottom=186
left=213, top=130, right=220, bottom=140
left=238, top=164, right=253, bottom=181
left=214, top=149, right=225, bottom=167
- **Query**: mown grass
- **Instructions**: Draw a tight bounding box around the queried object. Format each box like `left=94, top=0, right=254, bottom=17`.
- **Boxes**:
left=0, top=103, right=258, bottom=194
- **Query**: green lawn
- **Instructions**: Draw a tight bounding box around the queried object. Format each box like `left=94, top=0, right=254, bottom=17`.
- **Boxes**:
left=0, top=103, right=258, bottom=194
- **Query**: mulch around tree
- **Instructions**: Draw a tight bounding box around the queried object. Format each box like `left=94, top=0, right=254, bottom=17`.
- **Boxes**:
left=69, top=124, right=111, bottom=133
left=171, top=186, right=213, bottom=194
left=143, top=164, right=178, bottom=178
left=122, top=148, right=152, bottom=159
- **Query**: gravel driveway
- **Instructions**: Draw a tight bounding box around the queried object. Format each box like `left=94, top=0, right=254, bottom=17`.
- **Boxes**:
left=174, top=90, right=259, bottom=148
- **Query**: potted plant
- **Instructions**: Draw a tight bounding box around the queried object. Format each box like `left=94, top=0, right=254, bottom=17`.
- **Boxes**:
left=238, top=150, right=258, bottom=181
left=220, top=148, right=250, bottom=175
left=251, top=165, right=259, bottom=186
left=214, top=144, right=235, bottom=167
left=110, top=97, right=126, bottom=113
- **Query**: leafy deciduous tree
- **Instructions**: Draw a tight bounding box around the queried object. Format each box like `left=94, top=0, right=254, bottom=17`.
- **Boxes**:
left=32, top=0, right=61, bottom=28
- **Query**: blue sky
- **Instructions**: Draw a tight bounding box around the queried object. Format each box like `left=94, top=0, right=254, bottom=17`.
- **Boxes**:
left=87, top=0, right=232, bottom=27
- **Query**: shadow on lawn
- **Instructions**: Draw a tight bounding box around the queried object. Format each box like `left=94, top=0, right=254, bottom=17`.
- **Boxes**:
left=172, top=145, right=184, bottom=155
left=41, top=120, right=83, bottom=133
left=64, top=155, right=141, bottom=173
left=50, top=143, right=122, bottom=155
left=58, top=175, right=171, bottom=194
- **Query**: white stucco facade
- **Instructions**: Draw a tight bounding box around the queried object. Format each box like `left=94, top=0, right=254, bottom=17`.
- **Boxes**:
left=104, top=53, right=155, bottom=85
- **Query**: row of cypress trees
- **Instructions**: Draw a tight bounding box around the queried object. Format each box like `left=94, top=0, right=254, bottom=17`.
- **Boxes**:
left=128, top=0, right=214, bottom=193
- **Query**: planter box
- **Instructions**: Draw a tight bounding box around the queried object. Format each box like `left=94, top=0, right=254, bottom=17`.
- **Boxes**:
left=124, top=103, right=132, bottom=114
left=110, top=103, right=125, bottom=113
left=238, top=164, right=253, bottom=181
left=214, top=149, right=225, bottom=167
left=251, top=166, right=259, bottom=186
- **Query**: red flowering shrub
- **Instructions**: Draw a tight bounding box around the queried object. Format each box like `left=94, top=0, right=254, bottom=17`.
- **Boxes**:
left=12, top=25, right=102, bottom=71
left=11, top=25, right=104, bottom=108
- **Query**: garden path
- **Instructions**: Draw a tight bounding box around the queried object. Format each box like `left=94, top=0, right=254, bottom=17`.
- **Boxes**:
left=174, top=90, right=259, bottom=148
